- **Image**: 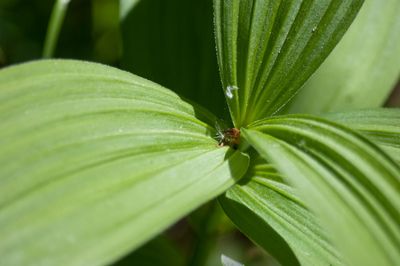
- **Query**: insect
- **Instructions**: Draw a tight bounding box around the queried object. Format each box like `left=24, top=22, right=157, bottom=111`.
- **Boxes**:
left=215, top=120, right=240, bottom=149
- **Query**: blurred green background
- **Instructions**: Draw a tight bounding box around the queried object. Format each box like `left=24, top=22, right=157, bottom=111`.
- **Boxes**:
left=0, top=0, right=113, bottom=66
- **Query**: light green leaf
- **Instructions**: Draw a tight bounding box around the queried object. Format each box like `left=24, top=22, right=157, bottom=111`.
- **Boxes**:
left=0, top=60, right=249, bottom=266
left=213, top=0, right=363, bottom=127
left=119, top=0, right=141, bottom=20
left=290, top=0, right=400, bottom=113
left=243, top=115, right=400, bottom=266
left=43, top=0, right=71, bottom=58
left=120, top=0, right=226, bottom=118
left=324, top=108, right=400, bottom=163
left=220, top=153, right=341, bottom=266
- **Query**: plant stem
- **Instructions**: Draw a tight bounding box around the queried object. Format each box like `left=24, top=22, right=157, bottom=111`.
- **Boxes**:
left=42, top=0, right=71, bottom=58
left=188, top=201, right=222, bottom=266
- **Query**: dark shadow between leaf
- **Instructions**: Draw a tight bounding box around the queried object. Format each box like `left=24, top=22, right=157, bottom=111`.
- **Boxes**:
left=120, top=0, right=229, bottom=118
left=218, top=194, right=300, bottom=266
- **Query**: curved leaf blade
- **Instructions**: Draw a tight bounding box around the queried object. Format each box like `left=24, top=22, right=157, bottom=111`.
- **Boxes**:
left=0, top=60, right=249, bottom=266
left=220, top=154, right=341, bottom=266
left=290, top=0, right=400, bottom=113
left=244, top=115, right=400, bottom=266
left=213, top=0, right=364, bottom=126
left=324, top=108, right=400, bottom=163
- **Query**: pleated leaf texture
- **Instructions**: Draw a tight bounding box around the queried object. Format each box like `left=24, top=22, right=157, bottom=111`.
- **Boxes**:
left=221, top=109, right=400, bottom=266
left=290, top=0, right=400, bottom=113
left=324, top=108, right=400, bottom=163
left=220, top=154, right=341, bottom=266
left=241, top=116, right=400, bottom=266
left=0, top=60, right=249, bottom=265
left=214, top=0, right=364, bottom=127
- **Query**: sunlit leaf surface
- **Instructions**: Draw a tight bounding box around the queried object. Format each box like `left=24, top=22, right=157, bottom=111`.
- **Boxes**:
left=290, top=0, right=400, bottom=113
left=0, top=60, right=249, bottom=266
left=213, top=0, right=363, bottom=126
left=221, top=154, right=341, bottom=266
left=324, top=108, right=400, bottom=163
left=243, top=115, right=400, bottom=266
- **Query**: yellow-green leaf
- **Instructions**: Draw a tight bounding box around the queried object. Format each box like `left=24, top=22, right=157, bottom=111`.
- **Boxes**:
left=213, top=0, right=363, bottom=126
left=243, top=115, right=400, bottom=266
left=0, top=60, right=249, bottom=266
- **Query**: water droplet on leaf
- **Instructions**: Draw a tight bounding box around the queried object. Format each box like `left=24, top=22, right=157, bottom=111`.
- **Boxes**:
left=225, top=85, right=239, bottom=99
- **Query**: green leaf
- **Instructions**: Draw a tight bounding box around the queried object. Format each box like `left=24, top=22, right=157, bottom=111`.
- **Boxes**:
left=290, top=0, right=400, bottom=113
left=213, top=0, right=363, bottom=127
left=42, top=0, right=71, bottom=58
left=120, top=0, right=226, bottom=118
left=0, top=60, right=249, bottom=265
left=324, top=108, right=400, bottom=163
left=220, top=153, right=341, bottom=266
left=243, top=115, right=400, bottom=266
left=119, top=0, right=141, bottom=20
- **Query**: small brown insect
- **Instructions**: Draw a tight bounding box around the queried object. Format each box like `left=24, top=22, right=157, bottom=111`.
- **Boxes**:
left=216, top=127, right=240, bottom=149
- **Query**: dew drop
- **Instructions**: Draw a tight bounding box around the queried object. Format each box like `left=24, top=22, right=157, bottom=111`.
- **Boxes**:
left=225, top=85, right=239, bottom=99
left=312, top=26, right=317, bottom=33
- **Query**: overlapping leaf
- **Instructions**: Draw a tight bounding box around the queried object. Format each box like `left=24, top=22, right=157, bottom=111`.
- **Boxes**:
left=213, top=0, right=363, bottom=127
left=221, top=109, right=400, bottom=266
left=243, top=115, right=400, bottom=266
left=220, top=153, right=341, bottom=266
left=324, top=108, right=400, bottom=163
left=0, top=60, right=249, bottom=266
left=290, top=0, right=400, bottom=113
